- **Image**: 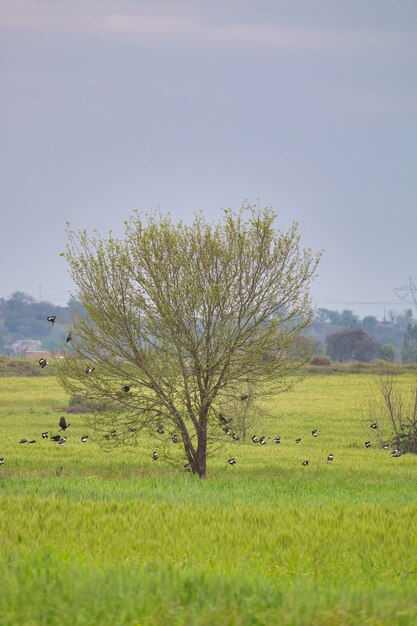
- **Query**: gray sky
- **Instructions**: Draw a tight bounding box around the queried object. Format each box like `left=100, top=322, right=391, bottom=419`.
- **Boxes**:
left=1, top=0, right=416, bottom=319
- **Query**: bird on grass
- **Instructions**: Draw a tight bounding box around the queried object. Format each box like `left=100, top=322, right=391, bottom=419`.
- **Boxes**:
left=85, top=366, right=95, bottom=374
left=228, top=458, right=236, bottom=465
left=171, top=435, right=178, bottom=443
left=111, top=430, right=116, bottom=437
left=295, top=438, right=302, bottom=443
left=311, top=429, right=319, bottom=437
left=103, top=434, right=110, bottom=440
left=365, top=441, right=371, bottom=448
left=218, top=414, right=232, bottom=425
left=58, top=438, right=66, bottom=446
left=81, top=436, right=88, bottom=442
left=259, top=436, right=266, bottom=445
left=50, top=435, right=61, bottom=442
left=390, top=448, right=403, bottom=458
left=273, top=436, right=281, bottom=444
left=327, top=454, right=334, bottom=463
left=39, top=358, right=49, bottom=369
left=42, top=432, right=48, bottom=439
left=59, top=416, right=70, bottom=431
left=152, top=451, right=158, bottom=461
left=382, top=444, right=390, bottom=450
left=223, top=427, right=232, bottom=436
left=122, top=385, right=130, bottom=393
left=157, top=423, right=164, bottom=434
left=240, top=394, right=248, bottom=401
left=370, top=423, right=378, bottom=430
left=0, top=458, right=4, bottom=465
left=47, top=315, right=56, bottom=325
left=302, top=460, right=309, bottom=466
left=251, top=435, right=258, bottom=444
left=28, top=440, right=36, bottom=444
left=19, top=438, right=28, bottom=444
left=232, top=433, right=240, bottom=441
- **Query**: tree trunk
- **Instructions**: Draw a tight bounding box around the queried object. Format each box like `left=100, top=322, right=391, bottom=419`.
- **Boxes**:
left=192, top=427, right=207, bottom=479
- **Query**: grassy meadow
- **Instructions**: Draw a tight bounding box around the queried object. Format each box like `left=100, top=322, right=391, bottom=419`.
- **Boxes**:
left=1, top=373, right=417, bottom=625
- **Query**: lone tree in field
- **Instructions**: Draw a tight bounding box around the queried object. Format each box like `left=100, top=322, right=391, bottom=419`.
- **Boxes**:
left=58, top=207, right=320, bottom=477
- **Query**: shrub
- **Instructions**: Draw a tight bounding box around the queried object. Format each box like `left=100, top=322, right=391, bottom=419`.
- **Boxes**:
left=310, top=354, right=331, bottom=366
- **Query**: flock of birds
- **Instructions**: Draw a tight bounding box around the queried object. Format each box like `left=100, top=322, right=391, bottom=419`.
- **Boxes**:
left=0, top=314, right=406, bottom=470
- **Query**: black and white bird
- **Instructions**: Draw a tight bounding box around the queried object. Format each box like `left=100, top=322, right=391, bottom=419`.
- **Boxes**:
left=19, top=438, right=28, bottom=444
left=228, top=458, right=236, bottom=465
left=295, top=438, right=302, bottom=443
left=47, top=315, right=56, bottom=325
left=171, top=435, right=178, bottom=443
left=157, top=423, right=164, bottom=434
left=85, top=366, right=95, bottom=374
left=42, top=432, right=49, bottom=439
left=390, top=448, right=403, bottom=457
left=365, top=441, right=371, bottom=448
left=152, top=451, right=158, bottom=461
left=0, top=458, right=4, bottom=465
left=111, top=430, right=116, bottom=437
left=59, top=416, right=70, bottom=431
left=81, top=436, right=88, bottom=442
left=302, top=460, right=309, bottom=466
left=218, top=414, right=232, bottom=425
left=50, top=435, right=61, bottom=442
left=311, top=429, right=319, bottom=437
left=58, top=437, right=66, bottom=446
left=370, top=423, right=378, bottom=430
left=273, top=436, right=281, bottom=444
left=122, top=385, right=130, bottom=393
left=327, top=453, right=334, bottom=463
left=382, top=444, right=390, bottom=450
left=103, top=434, right=110, bottom=440
left=39, top=358, right=49, bottom=369
left=259, top=436, right=266, bottom=445
left=232, top=433, right=240, bottom=441
left=251, top=435, right=258, bottom=444
left=223, top=427, right=232, bottom=436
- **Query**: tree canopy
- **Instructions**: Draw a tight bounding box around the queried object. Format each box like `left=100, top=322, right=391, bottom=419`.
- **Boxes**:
left=58, top=206, right=321, bottom=477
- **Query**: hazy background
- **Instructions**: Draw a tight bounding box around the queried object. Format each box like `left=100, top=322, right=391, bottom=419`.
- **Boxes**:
left=1, top=0, right=416, bottom=318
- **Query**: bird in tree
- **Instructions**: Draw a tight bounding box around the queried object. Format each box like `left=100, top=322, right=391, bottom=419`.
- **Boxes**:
left=58, top=206, right=320, bottom=477
left=47, top=315, right=56, bottom=325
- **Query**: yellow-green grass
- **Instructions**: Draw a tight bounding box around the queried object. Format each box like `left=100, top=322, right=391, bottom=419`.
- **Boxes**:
left=1, top=375, right=417, bottom=625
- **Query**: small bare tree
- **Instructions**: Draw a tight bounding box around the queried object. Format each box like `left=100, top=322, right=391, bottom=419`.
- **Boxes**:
left=369, top=375, right=417, bottom=453
left=58, top=206, right=321, bottom=477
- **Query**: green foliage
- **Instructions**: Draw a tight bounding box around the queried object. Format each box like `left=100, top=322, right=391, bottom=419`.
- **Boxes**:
left=326, top=328, right=379, bottom=362
left=402, top=321, right=417, bottom=364
left=59, top=206, right=321, bottom=477
left=310, top=354, right=331, bottom=366
left=379, top=343, right=396, bottom=362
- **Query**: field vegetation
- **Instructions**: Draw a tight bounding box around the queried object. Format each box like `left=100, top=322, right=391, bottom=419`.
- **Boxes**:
left=1, top=373, right=417, bottom=625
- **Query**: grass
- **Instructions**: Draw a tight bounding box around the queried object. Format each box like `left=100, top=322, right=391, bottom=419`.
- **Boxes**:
left=1, top=373, right=417, bottom=625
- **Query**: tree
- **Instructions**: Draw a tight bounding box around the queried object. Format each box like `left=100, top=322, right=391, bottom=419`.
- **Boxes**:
left=402, top=321, right=417, bottom=364
left=378, top=344, right=395, bottom=362
left=363, top=315, right=378, bottom=333
left=326, top=328, right=378, bottom=362
left=58, top=207, right=321, bottom=478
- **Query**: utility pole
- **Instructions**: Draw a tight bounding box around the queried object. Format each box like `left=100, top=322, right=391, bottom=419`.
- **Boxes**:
left=394, top=276, right=417, bottom=317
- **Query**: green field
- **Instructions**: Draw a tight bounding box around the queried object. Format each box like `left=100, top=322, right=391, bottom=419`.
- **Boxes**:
left=1, top=374, right=417, bottom=625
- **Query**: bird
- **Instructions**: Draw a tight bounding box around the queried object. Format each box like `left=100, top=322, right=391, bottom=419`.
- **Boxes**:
left=171, top=435, right=178, bottom=443
left=370, top=423, right=378, bottom=430
left=327, top=454, right=334, bottom=463
left=39, top=358, right=49, bottom=369
left=111, top=430, right=116, bottom=437
left=311, top=429, right=319, bottom=437
left=19, top=438, right=28, bottom=444
left=47, top=315, right=56, bottom=325
left=128, top=426, right=138, bottom=433
left=85, top=366, right=95, bottom=374
left=218, top=414, right=232, bottom=425
left=0, top=458, right=4, bottom=465
left=157, top=423, right=164, bottom=434
left=390, top=448, right=403, bottom=457
left=81, top=436, right=88, bottom=442
left=223, top=427, right=232, bottom=436
left=302, top=460, right=309, bottom=466
left=251, top=435, right=258, bottom=444
left=295, top=438, right=302, bottom=443
left=382, top=444, right=390, bottom=450
left=228, top=458, right=236, bottom=465
left=28, top=440, right=36, bottom=444
left=59, top=416, right=70, bottom=431
left=103, top=434, right=110, bottom=440
left=41, top=432, right=49, bottom=439
left=152, top=451, right=158, bottom=461
left=259, top=436, right=266, bottom=445
left=273, top=436, right=281, bottom=444
left=50, top=435, right=61, bottom=442
left=66, top=331, right=72, bottom=343
left=122, top=385, right=130, bottom=393
left=58, top=438, right=66, bottom=446
left=365, top=441, right=371, bottom=448
left=232, top=433, right=240, bottom=441
left=240, top=394, right=248, bottom=401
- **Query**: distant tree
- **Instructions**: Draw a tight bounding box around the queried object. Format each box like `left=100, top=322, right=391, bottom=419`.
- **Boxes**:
left=402, top=321, right=417, bottom=364
left=326, top=328, right=379, bottom=362
left=58, top=207, right=321, bottom=478
left=340, top=309, right=358, bottom=328
left=378, top=344, right=395, bottom=362
left=363, top=315, right=378, bottom=333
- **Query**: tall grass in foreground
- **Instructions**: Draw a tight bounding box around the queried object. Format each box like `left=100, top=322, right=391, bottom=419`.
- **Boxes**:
left=1, top=374, right=417, bottom=625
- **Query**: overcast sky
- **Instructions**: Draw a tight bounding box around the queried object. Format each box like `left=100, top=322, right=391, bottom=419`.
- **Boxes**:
left=1, top=0, right=416, bottom=319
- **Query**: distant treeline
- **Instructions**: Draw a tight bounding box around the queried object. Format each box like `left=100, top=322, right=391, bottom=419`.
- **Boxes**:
left=0, top=292, right=416, bottom=364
